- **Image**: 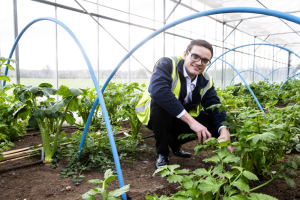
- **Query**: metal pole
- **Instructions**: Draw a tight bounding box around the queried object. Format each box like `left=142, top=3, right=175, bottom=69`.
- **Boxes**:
left=128, top=0, right=131, bottom=84
left=287, top=52, right=291, bottom=78
left=253, top=36, right=256, bottom=82
left=272, top=46, right=274, bottom=82
left=55, top=0, right=58, bottom=95
left=97, top=0, right=100, bottom=83
left=164, top=0, right=181, bottom=23
left=163, top=0, right=166, bottom=57
left=153, top=0, right=155, bottom=67
left=222, top=23, right=225, bottom=89
left=13, top=0, right=20, bottom=84
left=223, top=20, right=243, bottom=42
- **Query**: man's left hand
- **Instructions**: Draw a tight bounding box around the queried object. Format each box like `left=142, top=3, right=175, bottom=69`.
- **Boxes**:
left=218, top=127, right=234, bottom=153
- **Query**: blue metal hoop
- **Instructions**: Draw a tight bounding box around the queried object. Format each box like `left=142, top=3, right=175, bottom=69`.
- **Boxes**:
left=5, top=8, right=300, bottom=200
left=2, top=17, right=127, bottom=200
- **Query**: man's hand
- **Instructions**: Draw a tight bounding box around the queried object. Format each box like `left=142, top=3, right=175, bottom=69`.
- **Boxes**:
left=189, top=122, right=212, bottom=144
left=218, top=127, right=234, bottom=153
left=180, top=111, right=211, bottom=144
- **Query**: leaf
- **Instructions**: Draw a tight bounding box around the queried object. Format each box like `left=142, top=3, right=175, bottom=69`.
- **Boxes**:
left=217, top=147, right=230, bottom=159
left=68, top=98, right=79, bottom=111
left=104, top=169, right=115, bottom=182
left=69, top=88, right=82, bottom=97
left=224, top=194, right=248, bottom=200
left=248, top=193, right=278, bottom=200
left=87, top=179, right=103, bottom=185
left=51, top=100, right=65, bottom=113
left=29, top=87, right=39, bottom=94
left=66, top=112, right=75, bottom=125
left=246, top=132, right=275, bottom=144
left=291, top=161, right=298, bottom=170
left=39, top=83, right=53, bottom=88
left=193, top=168, right=210, bottom=177
left=232, top=177, right=249, bottom=192
left=81, top=193, right=96, bottom=200
left=28, top=115, right=39, bottom=131
left=213, top=164, right=223, bottom=176
left=108, top=184, right=130, bottom=197
left=223, top=154, right=240, bottom=163
left=57, top=85, right=72, bottom=97
left=175, top=169, right=189, bottom=174
left=199, top=177, right=223, bottom=193
left=203, top=155, right=220, bottom=163
left=285, top=176, right=296, bottom=188
left=182, top=176, right=194, bottom=190
left=243, top=170, right=259, bottom=181
left=167, top=175, right=183, bottom=183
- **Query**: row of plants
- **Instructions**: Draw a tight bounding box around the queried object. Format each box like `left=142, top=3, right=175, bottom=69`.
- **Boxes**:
left=142, top=79, right=300, bottom=199
left=2, top=55, right=300, bottom=199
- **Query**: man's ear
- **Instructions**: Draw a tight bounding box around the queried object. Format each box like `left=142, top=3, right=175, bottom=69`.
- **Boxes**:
left=183, top=51, right=187, bottom=60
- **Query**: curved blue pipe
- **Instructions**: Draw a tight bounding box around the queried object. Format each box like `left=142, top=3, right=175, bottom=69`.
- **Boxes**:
left=78, top=7, right=300, bottom=155
left=3, top=18, right=127, bottom=200
left=6, top=9, right=300, bottom=196
left=229, top=70, right=273, bottom=89
left=208, top=57, right=265, bottom=113
left=266, top=67, right=298, bottom=78
left=207, top=43, right=300, bottom=73
left=278, top=72, right=300, bottom=94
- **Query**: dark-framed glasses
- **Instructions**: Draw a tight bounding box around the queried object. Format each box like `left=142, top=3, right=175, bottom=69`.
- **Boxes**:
left=188, top=51, right=211, bottom=65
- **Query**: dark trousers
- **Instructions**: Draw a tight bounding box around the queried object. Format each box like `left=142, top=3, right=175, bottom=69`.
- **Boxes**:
left=146, top=99, right=219, bottom=156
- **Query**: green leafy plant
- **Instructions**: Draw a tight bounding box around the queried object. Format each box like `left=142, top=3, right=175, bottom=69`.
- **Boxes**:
left=81, top=169, right=130, bottom=200
left=58, top=128, right=142, bottom=185
left=0, top=57, right=15, bottom=82
left=12, top=83, right=81, bottom=163
left=119, top=82, right=145, bottom=140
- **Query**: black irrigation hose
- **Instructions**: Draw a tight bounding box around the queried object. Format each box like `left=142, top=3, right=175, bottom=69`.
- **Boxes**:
left=142, top=134, right=154, bottom=139
left=0, top=160, right=43, bottom=173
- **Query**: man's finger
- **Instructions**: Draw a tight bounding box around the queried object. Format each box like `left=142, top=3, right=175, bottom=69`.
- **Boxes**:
left=197, top=132, right=202, bottom=143
left=202, top=131, right=207, bottom=144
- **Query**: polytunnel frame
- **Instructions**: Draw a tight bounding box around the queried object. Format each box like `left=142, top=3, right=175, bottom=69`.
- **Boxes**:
left=4, top=7, right=300, bottom=200
left=278, top=72, right=300, bottom=94
left=229, top=70, right=273, bottom=89
left=2, top=17, right=128, bottom=200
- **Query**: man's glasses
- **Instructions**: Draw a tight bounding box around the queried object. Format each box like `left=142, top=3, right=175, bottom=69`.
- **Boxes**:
left=188, top=51, right=211, bottom=65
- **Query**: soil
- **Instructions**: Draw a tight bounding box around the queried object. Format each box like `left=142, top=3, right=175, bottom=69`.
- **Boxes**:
left=1, top=122, right=300, bottom=200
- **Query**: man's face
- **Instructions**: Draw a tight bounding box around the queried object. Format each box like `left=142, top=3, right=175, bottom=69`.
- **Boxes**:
left=183, top=45, right=212, bottom=80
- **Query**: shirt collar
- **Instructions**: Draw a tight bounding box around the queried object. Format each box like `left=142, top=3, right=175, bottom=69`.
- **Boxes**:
left=183, top=66, right=198, bottom=85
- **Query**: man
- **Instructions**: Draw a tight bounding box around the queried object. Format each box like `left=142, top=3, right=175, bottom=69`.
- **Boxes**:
left=136, top=39, right=232, bottom=169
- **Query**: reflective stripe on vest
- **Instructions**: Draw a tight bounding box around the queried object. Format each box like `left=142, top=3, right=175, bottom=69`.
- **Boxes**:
left=136, top=56, right=213, bottom=125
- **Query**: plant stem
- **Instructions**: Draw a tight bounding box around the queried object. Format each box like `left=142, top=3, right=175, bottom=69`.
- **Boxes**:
left=249, top=171, right=280, bottom=192
left=51, top=103, right=70, bottom=157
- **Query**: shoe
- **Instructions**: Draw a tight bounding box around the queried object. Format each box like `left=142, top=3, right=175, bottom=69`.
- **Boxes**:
left=155, top=154, right=170, bottom=169
left=172, top=148, right=191, bottom=158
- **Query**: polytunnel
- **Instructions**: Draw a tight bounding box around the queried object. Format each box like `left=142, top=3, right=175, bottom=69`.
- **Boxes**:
left=1, top=1, right=300, bottom=200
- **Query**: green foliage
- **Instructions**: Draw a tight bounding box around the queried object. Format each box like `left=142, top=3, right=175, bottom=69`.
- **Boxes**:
left=0, top=134, right=14, bottom=161
left=57, top=128, right=142, bottom=185
left=76, top=82, right=145, bottom=140
left=0, top=57, right=16, bottom=82
left=9, top=83, right=81, bottom=163
left=81, top=169, right=130, bottom=200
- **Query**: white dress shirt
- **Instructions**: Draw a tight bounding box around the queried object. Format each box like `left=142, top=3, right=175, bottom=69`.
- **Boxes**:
left=176, top=67, right=226, bottom=134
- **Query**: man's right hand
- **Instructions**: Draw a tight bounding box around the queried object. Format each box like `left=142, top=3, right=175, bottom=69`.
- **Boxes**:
left=180, top=111, right=212, bottom=144
left=190, top=121, right=212, bottom=144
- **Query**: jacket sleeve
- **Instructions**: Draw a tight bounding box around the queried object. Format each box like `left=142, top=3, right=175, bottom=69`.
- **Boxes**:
left=148, top=57, right=185, bottom=117
left=201, top=84, right=227, bottom=131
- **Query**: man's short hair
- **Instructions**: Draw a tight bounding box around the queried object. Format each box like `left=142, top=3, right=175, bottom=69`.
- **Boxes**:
left=186, top=39, right=213, bottom=59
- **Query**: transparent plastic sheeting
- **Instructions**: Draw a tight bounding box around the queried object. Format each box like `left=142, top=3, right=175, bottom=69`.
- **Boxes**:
left=5, top=7, right=300, bottom=200
left=78, top=7, right=300, bottom=171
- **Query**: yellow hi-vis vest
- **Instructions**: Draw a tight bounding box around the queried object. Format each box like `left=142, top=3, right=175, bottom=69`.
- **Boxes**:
left=135, top=56, right=213, bottom=125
